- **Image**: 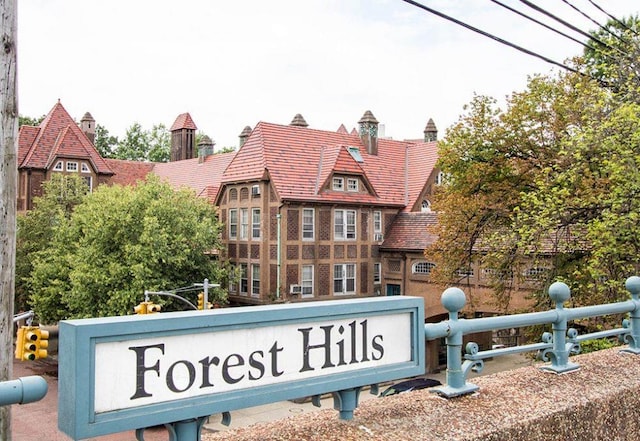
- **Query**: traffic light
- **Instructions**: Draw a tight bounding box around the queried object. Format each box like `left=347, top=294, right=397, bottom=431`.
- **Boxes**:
left=134, top=301, right=161, bottom=315
left=197, top=293, right=212, bottom=310
left=15, top=326, right=48, bottom=360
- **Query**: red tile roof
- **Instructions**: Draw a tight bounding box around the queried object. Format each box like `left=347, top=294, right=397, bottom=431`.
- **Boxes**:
left=221, top=122, right=438, bottom=208
left=380, top=212, right=439, bottom=251
left=104, top=159, right=156, bottom=186
left=153, top=151, right=236, bottom=202
left=170, top=113, right=198, bottom=131
left=19, top=101, right=113, bottom=175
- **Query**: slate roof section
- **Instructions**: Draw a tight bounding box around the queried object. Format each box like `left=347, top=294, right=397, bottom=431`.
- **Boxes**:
left=220, top=121, right=438, bottom=208
left=380, top=212, right=439, bottom=251
left=19, top=101, right=113, bottom=175
left=104, top=159, right=156, bottom=186
left=153, top=151, right=237, bottom=202
left=170, top=113, right=198, bottom=131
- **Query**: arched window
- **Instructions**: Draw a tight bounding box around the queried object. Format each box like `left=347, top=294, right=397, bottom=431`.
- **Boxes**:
left=229, top=188, right=238, bottom=201
left=412, top=261, right=436, bottom=275
left=421, top=200, right=431, bottom=213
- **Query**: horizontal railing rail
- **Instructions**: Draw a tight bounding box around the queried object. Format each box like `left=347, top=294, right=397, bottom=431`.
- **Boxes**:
left=424, top=276, right=640, bottom=398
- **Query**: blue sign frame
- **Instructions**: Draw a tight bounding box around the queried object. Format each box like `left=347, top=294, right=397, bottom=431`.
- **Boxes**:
left=58, top=296, right=424, bottom=439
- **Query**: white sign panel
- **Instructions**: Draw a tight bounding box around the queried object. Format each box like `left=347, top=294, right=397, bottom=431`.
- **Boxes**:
left=94, top=312, right=412, bottom=413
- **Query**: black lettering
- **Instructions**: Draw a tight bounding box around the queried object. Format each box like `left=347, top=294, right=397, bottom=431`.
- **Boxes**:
left=198, top=356, right=220, bottom=388
left=129, top=343, right=164, bottom=400
left=222, top=354, right=245, bottom=384
left=248, top=350, right=265, bottom=380
left=166, top=360, right=196, bottom=393
left=336, top=325, right=347, bottom=366
left=360, top=320, right=370, bottom=362
left=298, top=325, right=334, bottom=372
left=349, top=321, right=357, bottom=363
left=269, top=341, right=284, bottom=377
left=371, top=334, right=384, bottom=361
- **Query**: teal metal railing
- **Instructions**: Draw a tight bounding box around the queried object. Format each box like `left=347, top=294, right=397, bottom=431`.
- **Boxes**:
left=424, top=276, right=640, bottom=398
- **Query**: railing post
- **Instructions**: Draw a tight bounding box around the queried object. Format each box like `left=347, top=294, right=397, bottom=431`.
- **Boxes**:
left=622, top=276, right=640, bottom=354
left=540, top=282, right=579, bottom=373
left=431, top=287, right=480, bottom=397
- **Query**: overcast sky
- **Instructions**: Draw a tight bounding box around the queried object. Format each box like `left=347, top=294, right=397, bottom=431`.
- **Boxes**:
left=17, top=0, right=639, bottom=149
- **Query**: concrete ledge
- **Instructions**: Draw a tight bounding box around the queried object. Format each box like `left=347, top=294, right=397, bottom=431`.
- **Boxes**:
left=203, top=347, right=640, bottom=440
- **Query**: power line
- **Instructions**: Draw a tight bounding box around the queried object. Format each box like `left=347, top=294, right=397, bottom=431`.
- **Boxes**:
left=587, top=0, right=639, bottom=37
left=490, top=0, right=598, bottom=53
left=559, top=0, right=626, bottom=45
left=399, top=0, right=589, bottom=78
left=517, top=0, right=625, bottom=56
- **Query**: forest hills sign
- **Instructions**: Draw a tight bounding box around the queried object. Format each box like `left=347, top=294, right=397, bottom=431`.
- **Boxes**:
left=58, top=297, right=424, bottom=440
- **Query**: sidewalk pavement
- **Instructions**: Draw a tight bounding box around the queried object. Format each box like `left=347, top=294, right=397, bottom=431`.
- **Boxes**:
left=9, top=353, right=532, bottom=439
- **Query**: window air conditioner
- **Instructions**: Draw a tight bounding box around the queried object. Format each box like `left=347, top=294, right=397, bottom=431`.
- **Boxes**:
left=290, top=284, right=302, bottom=295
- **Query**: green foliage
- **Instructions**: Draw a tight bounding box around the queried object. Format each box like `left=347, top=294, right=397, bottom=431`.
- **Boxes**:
left=94, top=124, right=119, bottom=158
left=19, top=114, right=45, bottom=127
left=28, top=176, right=227, bottom=322
left=114, top=123, right=170, bottom=162
left=428, top=28, right=640, bottom=311
left=15, top=174, right=89, bottom=313
left=579, top=338, right=619, bottom=354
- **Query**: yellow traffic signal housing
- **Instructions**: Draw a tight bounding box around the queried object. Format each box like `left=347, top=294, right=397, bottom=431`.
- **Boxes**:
left=134, top=301, right=161, bottom=315
left=197, top=293, right=212, bottom=310
left=15, top=326, right=48, bottom=360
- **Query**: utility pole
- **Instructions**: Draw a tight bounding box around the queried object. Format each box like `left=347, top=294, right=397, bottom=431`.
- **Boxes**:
left=1, top=0, right=18, bottom=439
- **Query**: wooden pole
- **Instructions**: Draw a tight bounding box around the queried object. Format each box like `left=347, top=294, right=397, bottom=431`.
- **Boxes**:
left=0, top=0, right=18, bottom=439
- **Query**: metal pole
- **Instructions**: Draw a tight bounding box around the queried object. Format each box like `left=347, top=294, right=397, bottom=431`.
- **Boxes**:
left=203, top=279, right=209, bottom=308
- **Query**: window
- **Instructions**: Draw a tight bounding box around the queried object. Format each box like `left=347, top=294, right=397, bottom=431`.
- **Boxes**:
left=374, top=211, right=382, bottom=233
left=334, top=264, right=356, bottom=295
left=66, top=161, right=78, bottom=172
left=81, top=163, right=90, bottom=173
left=53, top=161, right=63, bottom=171
left=455, top=267, right=474, bottom=278
left=229, top=188, right=238, bottom=201
left=302, top=265, right=314, bottom=297
left=332, top=177, right=344, bottom=191
left=435, top=171, right=446, bottom=185
left=240, top=264, right=248, bottom=295
left=252, top=208, right=261, bottom=239
left=82, top=176, right=92, bottom=192
left=240, top=208, right=248, bottom=240
left=523, top=267, right=549, bottom=281
left=347, top=178, right=358, bottom=192
left=412, top=261, right=436, bottom=275
left=252, top=264, right=260, bottom=297
left=421, top=200, right=431, bottom=213
left=348, top=146, right=364, bottom=163
left=229, top=209, right=238, bottom=239
left=302, top=208, right=314, bottom=240
left=334, top=209, right=356, bottom=240
left=374, top=263, right=381, bottom=284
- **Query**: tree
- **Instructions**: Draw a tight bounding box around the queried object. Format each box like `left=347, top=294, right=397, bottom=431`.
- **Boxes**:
left=427, top=58, right=640, bottom=312
left=94, top=123, right=119, bottom=158
left=18, top=114, right=44, bottom=127
left=583, top=15, right=640, bottom=100
left=28, top=176, right=228, bottom=322
left=147, top=123, right=170, bottom=162
left=114, top=122, right=170, bottom=162
left=15, top=174, right=88, bottom=313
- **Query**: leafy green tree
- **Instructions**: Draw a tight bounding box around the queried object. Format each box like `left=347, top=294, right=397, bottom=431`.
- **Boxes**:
left=428, top=59, right=640, bottom=312
left=147, top=123, right=170, bottom=162
left=114, top=122, right=170, bottom=162
left=583, top=15, right=640, bottom=100
left=19, top=114, right=44, bottom=127
left=94, top=124, right=119, bottom=158
left=114, top=122, right=149, bottom=161
left=15, top=174, right=89, bottom=313
left=29, top=176, right=228, bottom=322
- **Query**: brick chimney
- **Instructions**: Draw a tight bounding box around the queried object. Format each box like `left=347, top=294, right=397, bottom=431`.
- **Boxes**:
left=239, top=126, right=252, bottom=148
left=80, top=112, right=96, bottom=144
left=424, top=118, right=437, bottom=142
left=290, top=114, right=309, bottom=127
left=358, top=110, right=379, bottom=155
left=197, top=135, right=215, bottom=163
